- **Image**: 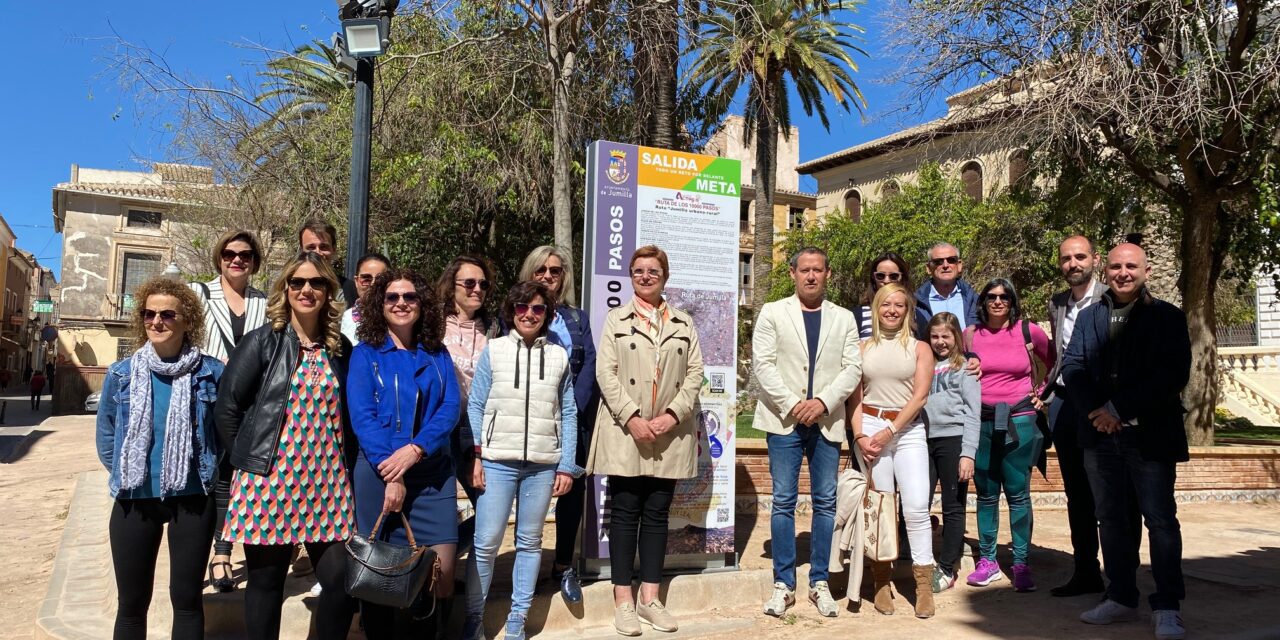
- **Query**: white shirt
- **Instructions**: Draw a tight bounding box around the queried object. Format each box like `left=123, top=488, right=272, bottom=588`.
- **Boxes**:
left=341, top=307, right=360, bottom=345
left=1056, top=289, right=1097, bottom=385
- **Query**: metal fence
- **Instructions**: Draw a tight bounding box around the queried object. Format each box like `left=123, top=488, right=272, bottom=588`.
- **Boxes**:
left=1217, top=323, right=1258, bottom=347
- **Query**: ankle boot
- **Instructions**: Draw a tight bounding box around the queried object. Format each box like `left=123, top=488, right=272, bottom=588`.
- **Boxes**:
left=872, top=561, right=895, bottom=615
left=912, top=564, right=935, bottom=619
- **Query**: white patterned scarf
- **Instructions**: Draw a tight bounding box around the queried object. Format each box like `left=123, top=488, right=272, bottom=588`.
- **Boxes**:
left=118, top=342, right=203, bottom=494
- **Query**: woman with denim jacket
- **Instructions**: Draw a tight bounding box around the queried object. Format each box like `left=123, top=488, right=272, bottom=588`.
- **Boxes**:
left=519, top=245, right=599, bottom=602
left=463, top=281, right=582, bottom=640
left=95, top=277, right=224, bottom=639
left=346, top=269, right=461, bottom=637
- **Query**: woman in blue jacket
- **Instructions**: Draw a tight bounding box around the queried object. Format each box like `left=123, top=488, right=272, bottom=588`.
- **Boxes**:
left=347, top=268, right=461, bottom=637
left=96, top=277, right=223, bottom=639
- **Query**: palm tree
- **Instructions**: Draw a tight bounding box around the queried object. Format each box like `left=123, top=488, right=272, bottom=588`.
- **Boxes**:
left=688, top=0, right=866, bottom=314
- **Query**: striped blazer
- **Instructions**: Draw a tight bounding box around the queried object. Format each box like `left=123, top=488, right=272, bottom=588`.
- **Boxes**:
left=190, top=277, right=268, bottom=362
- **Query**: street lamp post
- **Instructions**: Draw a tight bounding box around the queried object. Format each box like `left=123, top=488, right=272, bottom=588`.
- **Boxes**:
left=335, top=0, right=397, bottom=280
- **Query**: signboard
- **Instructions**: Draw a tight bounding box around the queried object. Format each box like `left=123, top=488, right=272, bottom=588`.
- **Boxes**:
left=32, top=299, right=54, bottom=314
left=581, top=141, right=741, bottom=576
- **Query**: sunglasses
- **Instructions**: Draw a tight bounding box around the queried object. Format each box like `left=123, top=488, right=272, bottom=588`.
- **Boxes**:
left=535, top=265, right=564, bottom=277
left=141, top=309, right=179, bottom=324
left=356, top=273, right=378, bottom=285
left=514, top=303, right=547, bottom=316
left=631, top=268, right=663, bottom=280
left=221, top=249, right=255, bottom=263
left=456, top=278, right=491, bottom=291
left=929, top=256, right=961, bottom=266
left=873, top=271, right=903, bottom=282
left=384, top=292, right=421, bottom=306
left=287, top=277, right=330, bottom=292
left=984, top=293, right=1012, bottom=302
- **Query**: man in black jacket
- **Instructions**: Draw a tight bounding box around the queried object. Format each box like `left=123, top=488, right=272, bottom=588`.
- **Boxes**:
left=1061, top=243, right=1189, bottom=640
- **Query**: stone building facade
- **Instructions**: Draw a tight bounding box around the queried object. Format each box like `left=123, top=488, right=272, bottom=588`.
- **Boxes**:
left=51, top=163, right=230, bottom=411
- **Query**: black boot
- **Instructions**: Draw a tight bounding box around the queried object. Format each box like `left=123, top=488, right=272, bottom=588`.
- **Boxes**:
left=1050, top=573, right=1105, bottom=597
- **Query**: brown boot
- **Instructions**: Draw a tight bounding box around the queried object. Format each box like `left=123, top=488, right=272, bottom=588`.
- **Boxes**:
left=871, top=561, right=894, bottom=615
left=912, top=564, right=936, bottom=619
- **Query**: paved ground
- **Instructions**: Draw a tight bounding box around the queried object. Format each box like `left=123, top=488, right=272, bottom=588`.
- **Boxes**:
left=0, top=393, right=98, bottom=640
left=7, top=406, right=1280, bottom=639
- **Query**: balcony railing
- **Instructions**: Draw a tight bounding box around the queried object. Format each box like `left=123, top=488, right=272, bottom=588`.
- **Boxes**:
left=102, top=294, right=137, bottom=323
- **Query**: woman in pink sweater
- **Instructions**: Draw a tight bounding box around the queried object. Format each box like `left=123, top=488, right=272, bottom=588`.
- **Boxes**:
left=964, top=278, right=1054, bottom=593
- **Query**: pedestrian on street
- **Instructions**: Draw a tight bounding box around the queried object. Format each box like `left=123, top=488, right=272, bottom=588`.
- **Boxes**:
left=348, top=268, right=461, bottom=638
left=462, top=281, right=582, bottom=640
left=847, top=282, right=937, bottom=618
left=30, top=371, right=47, bottom=410
left=964, top=278, right=1054, bottom=593
left=1062, top=243, right=1190, bottom=640
left=922, top=312, right=980, bottom=593
left=753, top=247, right=862, bottom=620
left=520, top=245, right=600, bottom=604
left=213, top=252, right=356, bottom=640
left=1044, top=235, right=1139, bottom=597
left=95, top=276, right=224, bottom=639
left=190, top=229, right=268, bottom=594
left=587, top=245, right=704, bottom=636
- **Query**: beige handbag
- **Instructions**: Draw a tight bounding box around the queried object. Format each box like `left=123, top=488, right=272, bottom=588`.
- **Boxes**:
left=853, top=437, right=899, bottom=562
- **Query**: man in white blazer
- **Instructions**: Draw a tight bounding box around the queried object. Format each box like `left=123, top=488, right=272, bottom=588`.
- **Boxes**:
left=753, top=247, right=862, bottom=619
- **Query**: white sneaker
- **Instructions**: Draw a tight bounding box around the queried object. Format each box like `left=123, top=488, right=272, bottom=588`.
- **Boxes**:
left=1154, top=610, right=1186, bottom=640
left=1080, top=599, right=1139, bottom=625
left=808, top=581, right=838, bottom=617
left=763, top=582, right=796, bottom=617
left=309, top=582, right=323, bottom=597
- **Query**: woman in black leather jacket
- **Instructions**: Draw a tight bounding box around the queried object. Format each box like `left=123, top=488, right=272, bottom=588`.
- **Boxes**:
left=213, top=252, right=356, bottom=640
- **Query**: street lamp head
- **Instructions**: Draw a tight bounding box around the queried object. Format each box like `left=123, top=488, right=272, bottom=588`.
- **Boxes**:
left=337, top=0, right=398, bottom=19
left=341, top=17, right=390, bottom=58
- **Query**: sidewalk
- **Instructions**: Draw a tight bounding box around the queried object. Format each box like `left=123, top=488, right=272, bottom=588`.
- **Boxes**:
left=12, top=414, right=1280, bottom=639
left=0, top=388, right=61, bottom=463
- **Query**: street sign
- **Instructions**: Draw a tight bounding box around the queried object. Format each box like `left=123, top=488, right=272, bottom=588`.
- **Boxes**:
left=32, top=300, right=53, bottom=314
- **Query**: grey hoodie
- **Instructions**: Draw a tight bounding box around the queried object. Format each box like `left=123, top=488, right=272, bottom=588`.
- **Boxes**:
left=924, top=364, right=981, bottom=459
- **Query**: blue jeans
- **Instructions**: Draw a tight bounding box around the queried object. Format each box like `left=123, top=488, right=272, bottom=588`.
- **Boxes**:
left=465, top=461, right=556, bottom=620
left=767, top=425, right=839, bottom=590
left=1083, top=430, right=1184, bottom=611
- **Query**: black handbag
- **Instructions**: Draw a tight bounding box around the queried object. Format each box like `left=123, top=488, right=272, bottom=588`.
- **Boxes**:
left=344, top=511, right=440, bottom=609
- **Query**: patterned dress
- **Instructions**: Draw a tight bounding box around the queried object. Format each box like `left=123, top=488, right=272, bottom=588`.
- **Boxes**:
left=223, top=349, right=354, bottom=545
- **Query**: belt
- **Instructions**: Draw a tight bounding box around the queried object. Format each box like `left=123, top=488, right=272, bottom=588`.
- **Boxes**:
left=862, top=404, right=900, bottom=422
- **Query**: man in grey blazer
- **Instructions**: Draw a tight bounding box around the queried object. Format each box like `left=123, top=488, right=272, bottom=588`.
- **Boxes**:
left=1046, top=235, right=1131, bottom=597
left=752, top=247, right=862, bottom=619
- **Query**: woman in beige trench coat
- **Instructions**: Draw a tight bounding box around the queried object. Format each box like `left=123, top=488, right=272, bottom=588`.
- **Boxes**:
left=586, top=245, right=704, bottom=637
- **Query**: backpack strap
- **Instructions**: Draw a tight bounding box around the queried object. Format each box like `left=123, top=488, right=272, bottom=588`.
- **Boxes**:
left=1022, top=320, right=1046, bottom=389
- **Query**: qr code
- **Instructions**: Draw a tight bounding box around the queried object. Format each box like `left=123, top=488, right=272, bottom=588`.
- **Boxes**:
left=710, top=373, right=726, bottom=393
left=716, top=507, right=730, bottom=523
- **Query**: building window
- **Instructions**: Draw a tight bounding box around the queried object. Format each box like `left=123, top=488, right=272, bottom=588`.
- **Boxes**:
left=961, top=161, right=984, bottom=202
left=751, top=168, right=758, bottom=185
left=740, top=201, right=752, bottom=234
left=1008, top=149, right=1029, bottom=188
left=117, top=338, right=133, bottom=362
left=788, top=207, right=805, bottom=230
left=880, top=180, right=901, bottom=199
left=126, top=209, right=163, bottom=229
left=843, top=189, right=862, bottom=221
left=120, top=253, right=164, bottom=306
left=739, top=253, right=753, bottom=306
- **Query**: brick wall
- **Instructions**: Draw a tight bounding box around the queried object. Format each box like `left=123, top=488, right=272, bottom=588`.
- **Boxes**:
left=735, top=439, right=1280, bottom=496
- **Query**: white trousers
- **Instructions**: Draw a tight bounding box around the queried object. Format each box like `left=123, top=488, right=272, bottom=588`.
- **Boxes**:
left=861, top=414, right=934, bottom=566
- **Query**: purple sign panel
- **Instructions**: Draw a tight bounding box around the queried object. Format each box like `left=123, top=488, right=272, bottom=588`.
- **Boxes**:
left=581, top=140, right=640, bottom=559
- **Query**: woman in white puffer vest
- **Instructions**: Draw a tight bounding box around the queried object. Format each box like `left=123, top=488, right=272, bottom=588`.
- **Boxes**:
left=462, top=281, right=583, bottom=640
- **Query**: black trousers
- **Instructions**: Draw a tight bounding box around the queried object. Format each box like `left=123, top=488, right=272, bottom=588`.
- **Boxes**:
left=31, top=390, right=42, bottom=410
left=927, top=435, right=969, bottom=574
left=554, top=435, right=591, bottom=567
left=212, top=462, right=233, bottom=556
left=607, top=476, right=676, bottom=586
left=109, top=493, right=216, bottom=640
left=243, top=541, right=353, bottom=640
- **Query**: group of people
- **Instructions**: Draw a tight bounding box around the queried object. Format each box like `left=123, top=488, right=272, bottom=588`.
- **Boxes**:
left=95, top=220, right=704, bottom=640
left=754, top=238, right=1191, bottom=640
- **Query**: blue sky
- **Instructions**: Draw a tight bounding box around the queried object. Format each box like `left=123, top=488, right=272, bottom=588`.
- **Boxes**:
left=1, top=2, right=942, bottom=282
